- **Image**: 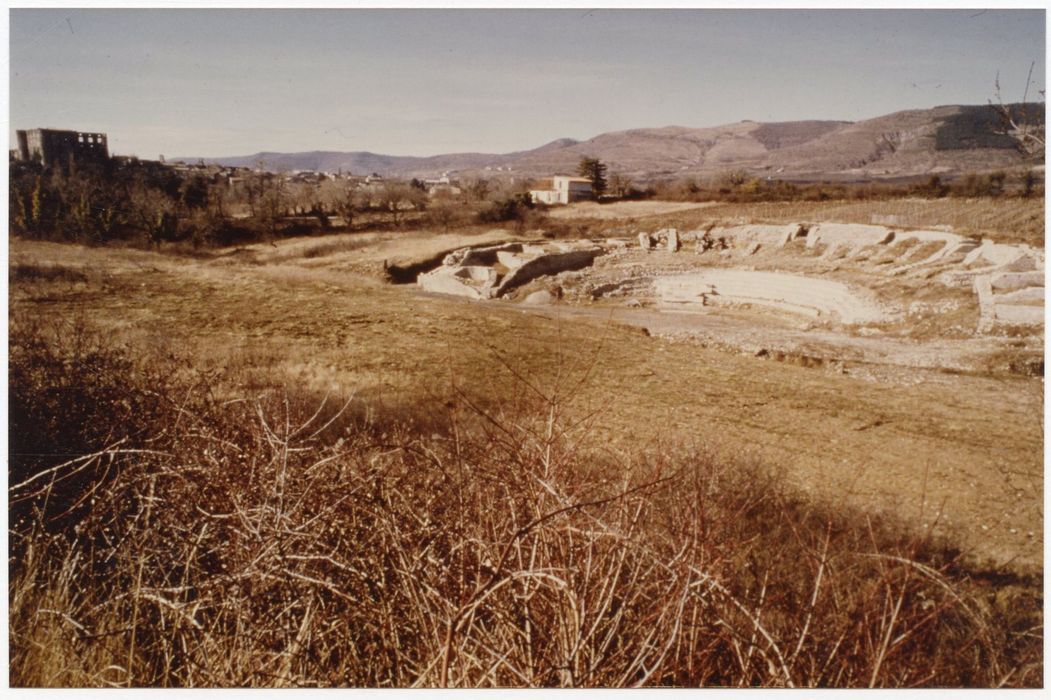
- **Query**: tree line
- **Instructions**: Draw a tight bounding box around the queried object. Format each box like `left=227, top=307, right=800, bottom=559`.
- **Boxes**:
left=645, top=168, right=1043, bottom=203
left=11, top=153, right=1039, bottom=248
left=8, top=157, right=554, bottom=247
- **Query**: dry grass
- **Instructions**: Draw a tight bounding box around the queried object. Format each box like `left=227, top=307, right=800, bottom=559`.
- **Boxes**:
left=550, top=197, right=1044, bottom=247
left=673, top=197, right=1045, bottom=246
left=296, top=236, right=380, bottom=260
left=8, top=318, right=1043, bottom=688
left=546, top=200, right=718, bottom=220
left=10, top=263, right=90, bottom=284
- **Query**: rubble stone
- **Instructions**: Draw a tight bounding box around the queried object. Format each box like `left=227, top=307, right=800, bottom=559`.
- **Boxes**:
left=708, top=223, right=803, bottom=248
left=522, top=290, right=556, bottom=305
left=667, top=229, right=680, bottom=252
left=807, top=223, right=896, bottom=252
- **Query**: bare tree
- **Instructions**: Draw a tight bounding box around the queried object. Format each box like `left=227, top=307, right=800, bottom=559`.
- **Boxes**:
left=426, top=189, right=466, bottom=231
left=462, top=177, right=490, bottom=204
left=719, top=170, right=751, bottom=188
left=378, top=182, right=426, bottom=227
left=128, top=184, right=178, bottom=247
left=288, top=182, right=318, bottom=216
left=248, top=173, right=288, bottom=240
left=318, top=179, right=363, bottom=229
left=608, top=173, right=633, bottom=198
left=991, top=61, right=1045, bottom=157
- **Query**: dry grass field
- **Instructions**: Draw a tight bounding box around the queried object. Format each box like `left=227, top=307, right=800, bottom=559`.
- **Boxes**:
left=546, top=200, right=718, bottom=220
left=10, top=233, right=1042, bottom=571
left=699, top=197, right=1046, bottom=245
left=552, top=196, right=1044, bottom=247
left=8, top=197, right=1044, bottom=687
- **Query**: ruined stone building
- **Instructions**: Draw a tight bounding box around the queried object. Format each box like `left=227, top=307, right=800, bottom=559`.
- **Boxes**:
left=15, top=128, right=109, bottom=167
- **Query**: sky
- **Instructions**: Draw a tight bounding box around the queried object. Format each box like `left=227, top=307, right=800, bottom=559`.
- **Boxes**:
left=7, top=7, right=1047, bottom=159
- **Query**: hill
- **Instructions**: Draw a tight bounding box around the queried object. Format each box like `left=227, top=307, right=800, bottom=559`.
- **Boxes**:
left=180, top=103, right=1044, bottom=181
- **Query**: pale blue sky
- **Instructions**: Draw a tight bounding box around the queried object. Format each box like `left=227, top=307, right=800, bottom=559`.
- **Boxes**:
left=8, top=8, right=1047, bottom=159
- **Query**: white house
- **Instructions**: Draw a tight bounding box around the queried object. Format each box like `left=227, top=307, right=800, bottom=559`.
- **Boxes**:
left=529, top=176, right=593, bottom=205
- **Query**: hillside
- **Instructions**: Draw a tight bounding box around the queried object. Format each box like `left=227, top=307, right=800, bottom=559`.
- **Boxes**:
left=183, top=103, right=1044, bottom=181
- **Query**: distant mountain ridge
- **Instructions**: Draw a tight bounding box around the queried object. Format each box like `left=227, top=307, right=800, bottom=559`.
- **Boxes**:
left=180, top=104, right=1044, bottom=181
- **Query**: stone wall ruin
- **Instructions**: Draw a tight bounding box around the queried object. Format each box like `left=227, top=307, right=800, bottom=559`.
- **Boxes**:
left=16, top=128, right=109, bottom=167
left=417, top=241, right=604, bottom=300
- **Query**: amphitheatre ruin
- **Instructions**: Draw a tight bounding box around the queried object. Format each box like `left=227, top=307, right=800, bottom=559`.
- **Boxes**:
left=415, top=219, right=1044, bottom=378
